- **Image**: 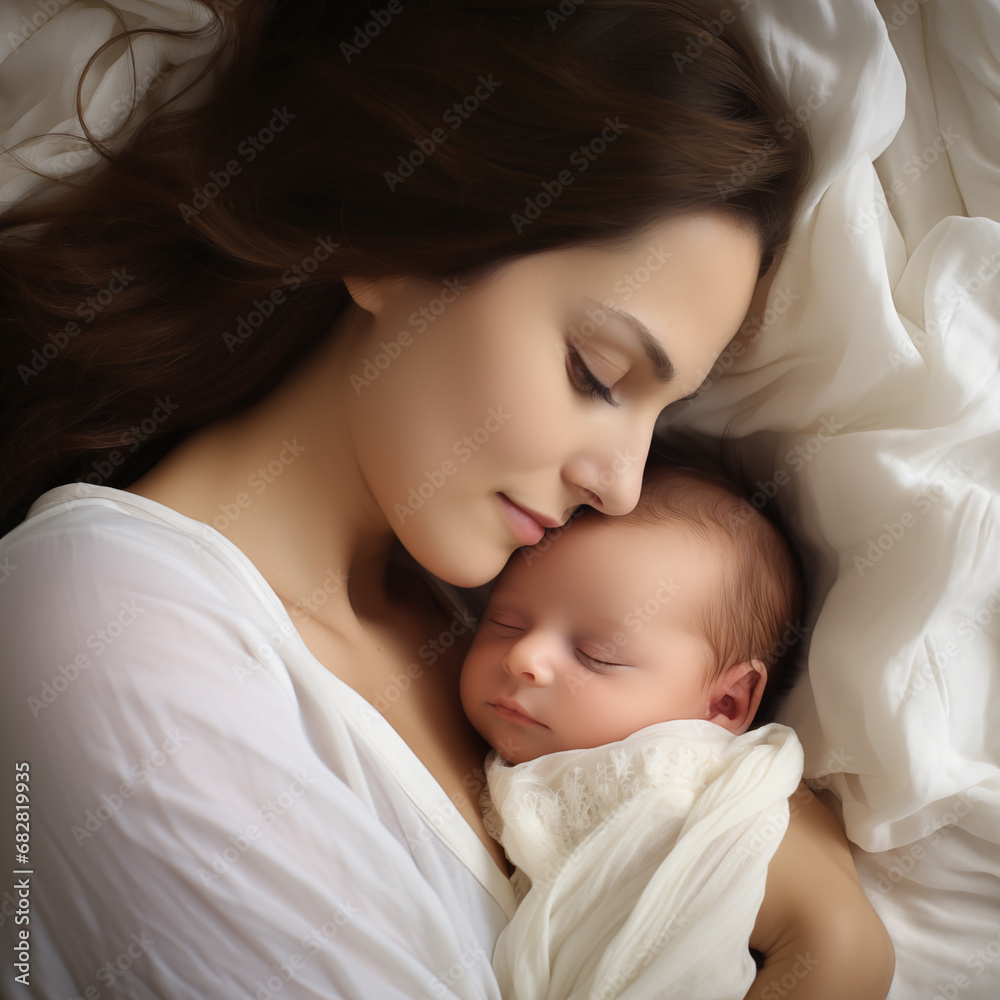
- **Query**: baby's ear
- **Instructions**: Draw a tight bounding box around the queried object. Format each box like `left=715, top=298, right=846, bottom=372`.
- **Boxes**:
left=706, top=659, right=767, bottom=735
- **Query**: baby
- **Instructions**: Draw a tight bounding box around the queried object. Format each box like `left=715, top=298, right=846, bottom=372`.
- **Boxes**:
left=459, top=453, right=894, bottom=1000
left=460, top=457, right=801, bottom=764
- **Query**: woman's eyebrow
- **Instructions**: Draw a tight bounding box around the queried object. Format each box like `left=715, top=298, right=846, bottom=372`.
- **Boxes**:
left=585, top=298, right=676, bottom=384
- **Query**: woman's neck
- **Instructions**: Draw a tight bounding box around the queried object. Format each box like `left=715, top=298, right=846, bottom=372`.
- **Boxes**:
left=126, top=312, right=400, bottom=636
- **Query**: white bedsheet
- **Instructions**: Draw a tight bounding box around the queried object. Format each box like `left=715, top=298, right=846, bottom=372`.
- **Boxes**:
left=660, top=3, right=1000, bottom=997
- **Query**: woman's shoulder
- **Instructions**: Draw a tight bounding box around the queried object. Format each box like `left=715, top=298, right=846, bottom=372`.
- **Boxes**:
left=0, top=482, right=298, bottom=702
left=10, top=480, right=227, bottom=552
left=2, top=481, right=273, bottom=608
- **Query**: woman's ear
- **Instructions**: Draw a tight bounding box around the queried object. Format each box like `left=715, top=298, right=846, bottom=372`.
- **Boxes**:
left=343, top=275, right=409, bottom=317
left=706, top=659, right=767, bottom=736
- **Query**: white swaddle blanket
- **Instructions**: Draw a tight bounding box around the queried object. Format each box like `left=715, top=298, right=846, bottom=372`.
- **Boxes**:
left=482, top=720, right=804, bottom=1000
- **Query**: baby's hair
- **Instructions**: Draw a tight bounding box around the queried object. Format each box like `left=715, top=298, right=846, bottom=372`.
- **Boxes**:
left=589, top=434, right=807, bottom=727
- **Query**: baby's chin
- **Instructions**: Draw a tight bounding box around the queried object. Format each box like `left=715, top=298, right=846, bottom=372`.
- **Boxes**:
left=489, top=736, right=553, bottom=766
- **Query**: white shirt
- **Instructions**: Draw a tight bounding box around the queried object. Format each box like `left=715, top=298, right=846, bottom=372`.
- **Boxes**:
left=0, top=483, right=516, bottom=999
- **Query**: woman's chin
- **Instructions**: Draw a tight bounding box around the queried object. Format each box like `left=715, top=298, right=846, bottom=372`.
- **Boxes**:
left=407, top=536, right=513, bottom=591
left=432, top=555, right=508, bottom=591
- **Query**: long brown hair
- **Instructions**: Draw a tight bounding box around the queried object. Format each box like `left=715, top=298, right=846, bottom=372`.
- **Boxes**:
left=0, top=0, right=811, bottom=536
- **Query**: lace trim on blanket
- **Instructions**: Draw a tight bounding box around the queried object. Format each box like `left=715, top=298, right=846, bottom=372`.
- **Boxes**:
left=482, top=734, right=722, bottom=867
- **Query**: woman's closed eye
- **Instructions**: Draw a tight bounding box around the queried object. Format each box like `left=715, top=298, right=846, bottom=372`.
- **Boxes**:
left=567, top=347, right=619, bottom=407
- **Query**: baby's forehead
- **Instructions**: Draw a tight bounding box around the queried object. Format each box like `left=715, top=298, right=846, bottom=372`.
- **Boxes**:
left=495, top=510, right=726, bottom=591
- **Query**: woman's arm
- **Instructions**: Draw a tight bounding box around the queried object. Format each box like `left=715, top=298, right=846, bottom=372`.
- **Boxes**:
left=745, top=781, right=895, bottom=1000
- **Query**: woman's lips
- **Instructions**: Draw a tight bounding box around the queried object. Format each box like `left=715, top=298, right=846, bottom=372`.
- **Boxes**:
left=498, top=493, right=548, bottom=546
left=489, top=699, right=547, bottom=728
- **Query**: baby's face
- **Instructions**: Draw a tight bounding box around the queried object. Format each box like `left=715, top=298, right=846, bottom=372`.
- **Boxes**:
left=459, top=516, right=721, bottom=764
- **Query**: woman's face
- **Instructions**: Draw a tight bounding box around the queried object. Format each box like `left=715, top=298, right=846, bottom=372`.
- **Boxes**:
left=342, top=212, right=760, bottom=587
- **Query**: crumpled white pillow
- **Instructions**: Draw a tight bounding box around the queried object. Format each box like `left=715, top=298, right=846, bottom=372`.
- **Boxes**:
left=0, top=0, right=219, bottom=213
left=661, top=0, right=1000, bottom=858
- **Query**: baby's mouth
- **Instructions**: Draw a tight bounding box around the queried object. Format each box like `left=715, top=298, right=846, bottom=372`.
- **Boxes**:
left=488, top=698, right=547, bottom=728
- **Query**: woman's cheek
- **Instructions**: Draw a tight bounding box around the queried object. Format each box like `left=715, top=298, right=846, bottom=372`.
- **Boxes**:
left=484, top=364, right=574, bottom=471
left=351, top=340, right=466, bottom=491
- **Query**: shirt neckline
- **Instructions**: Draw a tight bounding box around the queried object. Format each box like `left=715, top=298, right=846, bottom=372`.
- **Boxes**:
left=24, top=481, right=518, bottom=916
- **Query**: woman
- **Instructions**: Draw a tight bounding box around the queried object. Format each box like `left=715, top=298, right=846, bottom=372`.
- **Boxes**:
left=0, top=2, right=884, bottom=998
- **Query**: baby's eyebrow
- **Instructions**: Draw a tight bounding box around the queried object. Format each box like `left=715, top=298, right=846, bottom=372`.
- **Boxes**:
left=585, top=297, right=676, bottom=385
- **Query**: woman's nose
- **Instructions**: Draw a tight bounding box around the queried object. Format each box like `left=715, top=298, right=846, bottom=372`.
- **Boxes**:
left=564, top=435, right=648, bottom=517
left=503, top=633, right=556, bottom=685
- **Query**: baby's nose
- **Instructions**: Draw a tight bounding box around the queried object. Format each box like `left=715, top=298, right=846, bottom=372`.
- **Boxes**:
left=503, top=635, right=556, bottom=685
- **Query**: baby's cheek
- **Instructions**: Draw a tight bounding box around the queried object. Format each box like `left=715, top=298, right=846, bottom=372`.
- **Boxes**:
left=575, top=687, right=636, bottom=746
left=460, top=640, right=502, bottom=697
left=457, top=654, right=482, bottom=712
left=558, top=673, right=600, bottom=734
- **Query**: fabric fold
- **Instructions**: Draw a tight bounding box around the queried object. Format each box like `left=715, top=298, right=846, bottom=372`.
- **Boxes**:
left=484, top=720, right=804, bottom=1000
